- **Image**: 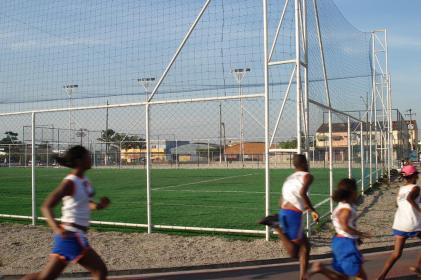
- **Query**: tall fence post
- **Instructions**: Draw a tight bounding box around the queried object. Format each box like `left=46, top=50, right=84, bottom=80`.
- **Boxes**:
left=328, top=111, right=333, bottom=213
left=263, top=0, right=271, bottom=241
left=8, top=144, right=11, bottom=168
left=31, top=112, right=36, bottom=225
left=145, top=103, right=152, bottom=234
left=360, top=122, right=365, bottom=193
left=347, top=117, right=352, bottom=178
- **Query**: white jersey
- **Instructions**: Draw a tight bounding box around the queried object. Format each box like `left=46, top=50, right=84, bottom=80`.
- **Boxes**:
left=282, top=171, right=309, bottom=211
left=332, top=202, right=358, bottom=239
left=392, top=184, right=421, bottom=232
left=61, top=174, right=95, bottom=228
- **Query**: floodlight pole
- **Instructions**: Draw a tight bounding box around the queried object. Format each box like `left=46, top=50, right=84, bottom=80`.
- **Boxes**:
left=64, top=84, right=78, bottom=147
left=138, top=77, right=155, bottom=234
left=232, top=68, right=250, bottom=167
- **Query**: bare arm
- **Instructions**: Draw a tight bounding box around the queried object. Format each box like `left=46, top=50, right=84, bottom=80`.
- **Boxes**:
left=89, top=197, right=111, bottom=210
left=300, top=174, right=316, bottom=212
left=337, top=208, right=365, bottom=237
left=41, top=180, right=73, bottom=234
left=300, top=174, right=319, bottom=222
left=407, top=186, right=421, bottom=213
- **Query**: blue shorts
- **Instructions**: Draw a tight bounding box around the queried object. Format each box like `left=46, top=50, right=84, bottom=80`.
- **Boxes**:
left=51, top=231, right=90, bottom=263
left=278, top=209, right=303, bottom=241
left=393, top=229, right=420, bottom=238
left=332, top=236, right=363, bottom=277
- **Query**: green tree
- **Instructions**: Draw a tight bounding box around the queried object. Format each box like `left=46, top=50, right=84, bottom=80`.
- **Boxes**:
left=0, top=131, right=20, bottom=144
left=278, top=139, right=297, bottom=149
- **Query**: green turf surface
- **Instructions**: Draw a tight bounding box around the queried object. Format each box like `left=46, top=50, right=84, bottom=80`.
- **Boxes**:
left=0, top=167, right=362, bottom=231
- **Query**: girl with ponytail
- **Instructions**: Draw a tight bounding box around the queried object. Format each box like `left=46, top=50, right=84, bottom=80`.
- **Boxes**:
left=23, top=145, right=110, bottom=280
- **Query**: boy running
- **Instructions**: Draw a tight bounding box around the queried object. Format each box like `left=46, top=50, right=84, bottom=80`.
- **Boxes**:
left=260, top=154, right=319, bottom=280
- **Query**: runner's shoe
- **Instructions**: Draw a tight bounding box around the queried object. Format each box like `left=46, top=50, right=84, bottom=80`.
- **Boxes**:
left=258, top=214, right=279, bottom=228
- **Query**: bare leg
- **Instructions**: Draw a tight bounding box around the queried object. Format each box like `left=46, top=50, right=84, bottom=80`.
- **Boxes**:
left=376, top=236, right=406, bottom=280
left=409, top=250, right=421, bottom=275
left=298, top=236, right=311, bottom=280
left=355, top=267, right=367, bottom=280
left=310, top=262, right=347, bottom=280
left=21, top=255, right=67, bottom=280
left=77, top=248, right=108, bottom=280
left=274, top=226, right=299, bottom=258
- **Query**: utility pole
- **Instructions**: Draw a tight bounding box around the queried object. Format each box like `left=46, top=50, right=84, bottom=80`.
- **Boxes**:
left=64, top=84, right=78, bottom=147
left=232, top=68, right=250, bottom=167
left=405, top=109, right=416, bottom=150
left=105, top=100, right=109, bottom=166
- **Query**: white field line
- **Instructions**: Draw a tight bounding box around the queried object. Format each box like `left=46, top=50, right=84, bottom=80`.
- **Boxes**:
left=152, top=173, right=257, bottom=191
left=154, top=189, right=328, bottom=196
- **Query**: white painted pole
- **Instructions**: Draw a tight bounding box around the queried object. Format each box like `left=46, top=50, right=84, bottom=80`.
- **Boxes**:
left=360, top=122, right=365, bottom=193
left=263, top=0, right=271, bottom=241
left=268, top=0, right=290, bottom=61
left=295, top=0, right=302, bottom=154
left=313, top=0, right=333, bottom=213
left=328, top=111, right=333, bottom=213
left=369, top=32, right=375, bottom=187
left=240, top=81, right=244, bottom=167
left=8, top=144, right=11, bottom=168
left=175, top=139, right=179, bottom=168
left=385, top=29, right=392, bottom=178
left=145, top=103, right=152, bottom=234
left=301, top=0, right=310, bottom=236
left=31, top=112, right=36, bottom=225
left=374, top=87, right=378, bottom=181
left=347, top=117, right=352, bottom=178
left=148, top=0, right=212, bottom=102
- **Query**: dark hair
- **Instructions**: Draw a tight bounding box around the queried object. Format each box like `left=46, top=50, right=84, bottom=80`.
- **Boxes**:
left=293, top=154, right=307, bottom=169
left=332, top=178, right=357, bottom=203
left=404, top=172, right=419, bottom=182
left=55, top=145, right=89, bottom=168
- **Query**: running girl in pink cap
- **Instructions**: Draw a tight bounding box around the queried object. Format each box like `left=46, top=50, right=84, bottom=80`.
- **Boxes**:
left=377, top=164, right=421, bottom=280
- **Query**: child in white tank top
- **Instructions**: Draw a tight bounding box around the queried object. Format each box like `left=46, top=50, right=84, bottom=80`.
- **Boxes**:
left=259, top=154, right=319, bottom=280
left=377, top=165, right=421, bottom=280
left=311, top=178, right=369, bottom=280
left=23, top=146, right=111, bottom=280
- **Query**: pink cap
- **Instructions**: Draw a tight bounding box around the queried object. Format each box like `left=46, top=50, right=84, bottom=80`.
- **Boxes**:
left=402, top=165, right=418, bottom=177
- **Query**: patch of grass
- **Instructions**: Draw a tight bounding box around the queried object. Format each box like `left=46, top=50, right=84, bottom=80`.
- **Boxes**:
left=0, top=167, right=358, bottom=233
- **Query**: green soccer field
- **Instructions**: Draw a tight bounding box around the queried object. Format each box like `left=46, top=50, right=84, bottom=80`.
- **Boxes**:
left=0, top=167, right=362, bottom=231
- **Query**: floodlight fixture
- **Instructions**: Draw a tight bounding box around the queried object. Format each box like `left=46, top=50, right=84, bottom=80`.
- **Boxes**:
left=232, top=68, right=250, bottom=83
left=137, top=77, right=156, bottom=94
left=63, top=84, right=79, bottom=97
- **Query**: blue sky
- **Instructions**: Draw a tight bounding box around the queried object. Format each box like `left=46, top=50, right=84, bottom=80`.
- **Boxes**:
left=335, top=0, right=421, bottom=126
left=0, top=0, right=418, bottom=142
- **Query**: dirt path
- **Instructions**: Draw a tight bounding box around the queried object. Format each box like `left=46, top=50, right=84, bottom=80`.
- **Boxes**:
left=0, top=180, right=417, bottom=276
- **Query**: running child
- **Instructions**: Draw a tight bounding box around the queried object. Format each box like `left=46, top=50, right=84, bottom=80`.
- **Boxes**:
left=23, top=146, right=110, bottom=280
left=376, top=164, right=421, bottom=280
left=311, top=178, right=369, bottom=280
left=260, top=154, right=319, bottom=280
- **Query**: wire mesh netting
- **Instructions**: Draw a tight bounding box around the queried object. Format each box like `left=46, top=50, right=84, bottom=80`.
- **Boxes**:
left=0, top=0, right=404, bottom=235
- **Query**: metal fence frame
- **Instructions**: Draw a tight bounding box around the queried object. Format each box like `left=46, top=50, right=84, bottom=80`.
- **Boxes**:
left=0, top=0, right=395, bottom=240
